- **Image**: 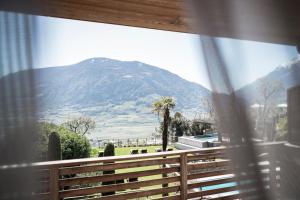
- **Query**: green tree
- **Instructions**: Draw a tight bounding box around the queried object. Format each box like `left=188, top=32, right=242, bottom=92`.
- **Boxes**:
left=189, top=119, right=213, bottom=136
left=35, top=122, right=91, bottom=161
left=60, top=131, right=91, bottom=160
left=190, top=119, right=202, bottom=136
left=152, top=97, right=176, bottom=151
left=47, top=132, right=62, bottom=161
left=152, top=97, right=176, bottom=196
left=275, top=116, right=288, bottom=141
left=170, top=112, right=190, bottom=141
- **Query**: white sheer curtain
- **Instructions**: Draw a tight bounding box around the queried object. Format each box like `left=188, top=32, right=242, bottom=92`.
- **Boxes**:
left=190, top=1, right=300, bottom=199
left=0, top=11, right=38, bottom=198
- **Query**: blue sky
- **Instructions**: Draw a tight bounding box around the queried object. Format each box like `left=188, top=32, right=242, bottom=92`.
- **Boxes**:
left=34, top=16, right=298, bottom=89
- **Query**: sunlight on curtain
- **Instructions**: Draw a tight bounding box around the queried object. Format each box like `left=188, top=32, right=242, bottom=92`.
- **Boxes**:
left=190, top=1, right=300, bottom=199
left=0, top=11, right=38, bottom=198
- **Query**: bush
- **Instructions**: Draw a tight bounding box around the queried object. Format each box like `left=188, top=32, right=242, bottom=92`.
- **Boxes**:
left=35, top=122, right=91, bottom=161
left=103, top=143, right=115, bottom=157
left=102, top=143, right=116, bottom=196
left=47, top=132, right=62, bottom=161
left=275, top=117, right=288, bottom=141
left=60, top=131, right=91, bottom=160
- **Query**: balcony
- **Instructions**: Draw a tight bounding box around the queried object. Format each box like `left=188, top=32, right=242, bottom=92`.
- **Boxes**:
left=0, top=143, right=283, bottom=200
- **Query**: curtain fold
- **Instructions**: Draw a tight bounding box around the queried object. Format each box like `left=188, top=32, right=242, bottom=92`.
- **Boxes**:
left=0, top=11, right=38, bottom=199
left=189, top=0, right=300, bottom=199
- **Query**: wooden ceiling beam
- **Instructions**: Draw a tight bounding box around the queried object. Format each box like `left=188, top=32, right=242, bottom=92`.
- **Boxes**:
left=0, top=0, right=191, bottom=33
left=189, top=0, right=300, bottom=46
left=1, top=0, right=300, bottom=46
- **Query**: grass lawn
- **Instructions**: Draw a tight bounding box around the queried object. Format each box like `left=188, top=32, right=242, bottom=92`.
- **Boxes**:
left=91, top=145, right=172, bottom=157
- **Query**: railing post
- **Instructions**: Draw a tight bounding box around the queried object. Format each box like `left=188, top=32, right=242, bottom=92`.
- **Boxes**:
left=49, top=167, right=59, bottom=200
left=180, top=153, right=188, bottom=200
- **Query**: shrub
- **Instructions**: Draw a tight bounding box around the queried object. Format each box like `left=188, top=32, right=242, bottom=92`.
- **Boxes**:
left=102, top=143, right=116, bottom=196
left=275, top=117, right=288, bottom=141
left=103, top=143, right=115, bottom=157
left=60, top=131, right=91, bottom=160
left=35, top=122, right=91, bottom=161
left=98, top=151, right=104, bottom=157
left=47, top=132, right=62, bottom=161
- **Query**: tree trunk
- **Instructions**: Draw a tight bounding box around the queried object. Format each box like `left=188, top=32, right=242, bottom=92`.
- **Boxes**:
left=162, top=108, right=169, bottom=151
left=162, top=108, right=169, bottom=196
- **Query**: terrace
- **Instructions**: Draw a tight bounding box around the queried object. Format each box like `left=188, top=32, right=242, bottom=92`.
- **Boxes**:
left=1, top=143, right=282, bottom=199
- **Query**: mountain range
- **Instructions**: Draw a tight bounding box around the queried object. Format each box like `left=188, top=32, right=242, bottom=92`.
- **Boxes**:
left=32, top=57, right=210, bottom=110
left=237, top=56, right=300, bottom=105
left=1, top=56, right=299, bottom=138
left=0, top=58, right=210, bottom=138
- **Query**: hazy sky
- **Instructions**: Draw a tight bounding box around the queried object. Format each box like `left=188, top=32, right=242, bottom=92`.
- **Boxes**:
left=34, top=16, right=298, bottom=89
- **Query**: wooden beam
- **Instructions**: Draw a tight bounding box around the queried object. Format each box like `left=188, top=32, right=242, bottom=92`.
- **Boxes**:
left=60, top=176, right=180, bottom=198
left=189, top=0, right=300, bottom=45
left=49, top=168, right=59, bottom=200
left=180, top=153, right=188, bottom=200
left=0, top=0, right=191, bottom=33
left=60, top=167, right=179, bottom=187
left=59, top=157, right=180, bottom=175
left=2, top=0, right=300, bottom=45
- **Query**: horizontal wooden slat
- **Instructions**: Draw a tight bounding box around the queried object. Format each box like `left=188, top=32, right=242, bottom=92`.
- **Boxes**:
left=188, top=160, right=230, bottom=171
left=188, top=177, right=235, bottom=189
left=210, top=193, right=240, bottom=200
left=188, top=169, right=233, bottom=180
left=31, top=192, right=50, bottom=200
left=188, top=152, right=226, bottom=161
left=98, top=185, right=180, bottom=200
left=60, top=166, right=179, bottom=187
left=60, top=157, right=180, bottom=175
left=154, top=194, right=181, bottom=200
left=34, top=180, right=49, bottom=192
left=36, top=169, right=50, bottom=181
left=60, top=176, right=180, bottom=198
left=188, top=186, right=238, bottom=199
left=0, top=148, right=225, bottom=169
left=38, top=147, right=224, bottom=168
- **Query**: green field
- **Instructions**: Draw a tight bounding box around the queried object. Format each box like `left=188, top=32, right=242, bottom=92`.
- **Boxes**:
left=91, top=145, right=172, bottom=157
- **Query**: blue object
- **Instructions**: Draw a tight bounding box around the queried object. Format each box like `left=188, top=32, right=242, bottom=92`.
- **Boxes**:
left=202, top=182, right=237, bottom=191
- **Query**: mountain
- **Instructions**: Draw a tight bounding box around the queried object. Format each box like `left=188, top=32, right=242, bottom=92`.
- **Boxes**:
left=237, top=57, right=300, bottom=105
left=0, top=57, right=210, bottom=138
left=33, top=58, right=209, bottom=109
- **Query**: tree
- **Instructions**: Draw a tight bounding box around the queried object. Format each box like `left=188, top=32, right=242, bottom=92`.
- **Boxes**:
left=256, top=79, right=284, bottom=140
left=63, top=116, right=96, bottom=136
left=190, top=119, right=202, bottom=136
left=275, top=116, right=288, bottom=141
left=152, top=97, right=176, bottom=196
left=35, top=122, right=91, bottom=161
left=152, top=97, right=176, bottom=151
left=170, top=112, right=190, bottom=141
left=200, top=96, right=216, bottom=123
left=60, top=131, right=91, bottom=160
left=47, top=132, right=62, bottom=161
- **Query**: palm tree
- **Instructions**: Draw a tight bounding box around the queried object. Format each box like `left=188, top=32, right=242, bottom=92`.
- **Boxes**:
left=171, top=112, right=190, bottom=142
left=152, top=96, right=176, bottom=151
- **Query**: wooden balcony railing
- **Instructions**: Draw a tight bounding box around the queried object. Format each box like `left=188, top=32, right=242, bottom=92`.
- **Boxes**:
left=1, top=143, right=283, bottom=200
